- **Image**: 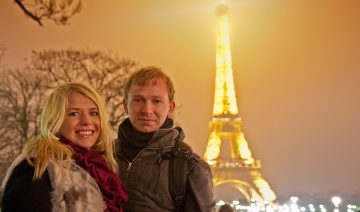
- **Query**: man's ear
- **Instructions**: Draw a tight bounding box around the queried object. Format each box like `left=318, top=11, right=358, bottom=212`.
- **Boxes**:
left=123, top=99, right=129, bottom=114
left=167, top=101, right=175, bottom=117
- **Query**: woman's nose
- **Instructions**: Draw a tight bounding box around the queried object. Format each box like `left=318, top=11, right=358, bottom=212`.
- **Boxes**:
left=80, top=114, right=92, bottom=125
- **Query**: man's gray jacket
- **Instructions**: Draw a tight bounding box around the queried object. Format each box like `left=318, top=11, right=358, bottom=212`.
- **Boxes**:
left=116, top=126, right=216, bottom=212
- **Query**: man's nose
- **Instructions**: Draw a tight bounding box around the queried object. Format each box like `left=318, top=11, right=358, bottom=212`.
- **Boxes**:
left=140, top=101, right=153, bottom=114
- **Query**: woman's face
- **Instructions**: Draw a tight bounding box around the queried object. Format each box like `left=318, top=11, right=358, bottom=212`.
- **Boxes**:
left=59, top=91, right=100, bottom=149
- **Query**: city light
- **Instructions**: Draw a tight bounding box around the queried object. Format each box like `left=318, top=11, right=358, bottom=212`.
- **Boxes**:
left=216, top=196, right=360, bottom=212
left=332, top=196, right=342, bottom=208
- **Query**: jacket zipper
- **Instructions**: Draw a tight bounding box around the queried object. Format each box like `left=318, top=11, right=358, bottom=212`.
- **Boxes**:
left=127, top=162, right=132, bottom=172
left=119, top=128, right=175, bottom=185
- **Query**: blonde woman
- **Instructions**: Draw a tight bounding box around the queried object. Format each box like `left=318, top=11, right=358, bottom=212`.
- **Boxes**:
left=1, top=82, right=127, bottom=212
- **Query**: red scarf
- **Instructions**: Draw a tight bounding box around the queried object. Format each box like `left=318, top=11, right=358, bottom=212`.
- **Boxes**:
left=61, top=137, right=128, bottom=212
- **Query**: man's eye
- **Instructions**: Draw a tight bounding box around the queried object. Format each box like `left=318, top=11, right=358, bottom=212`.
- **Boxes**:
left=154, top=99, right=161, bottom=104
left=134, top=99, right=142, bottom=103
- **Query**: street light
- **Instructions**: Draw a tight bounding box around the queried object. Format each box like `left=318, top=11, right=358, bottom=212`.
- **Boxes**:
left=331, top=196, right=341, bottom=212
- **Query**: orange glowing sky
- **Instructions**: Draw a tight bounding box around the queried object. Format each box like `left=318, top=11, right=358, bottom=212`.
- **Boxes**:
left=1, top=0, right=360, bottom=197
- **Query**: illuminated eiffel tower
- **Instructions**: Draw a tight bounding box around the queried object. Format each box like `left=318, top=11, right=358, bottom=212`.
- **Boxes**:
left=204, top=3, right=276, bottom=203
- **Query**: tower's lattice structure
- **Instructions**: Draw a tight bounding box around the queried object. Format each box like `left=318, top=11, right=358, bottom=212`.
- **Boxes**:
left=204, top=4, right=276, bottom=203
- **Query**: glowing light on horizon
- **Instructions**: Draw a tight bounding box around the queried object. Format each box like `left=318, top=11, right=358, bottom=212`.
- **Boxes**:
left=237, top=133, right=254, bottom=162
left=213, top=4, right=238, bottom=116
left=215, top=195, right=360, bottom=212
left=205, top=3, right=276, bottom=203
left=204, top=131, right=221, bottom=161
left=252, top=173, right=277, bottom=202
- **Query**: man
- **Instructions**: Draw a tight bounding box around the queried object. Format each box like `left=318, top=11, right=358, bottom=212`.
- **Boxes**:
left=116, top=66, right=215, bottom=211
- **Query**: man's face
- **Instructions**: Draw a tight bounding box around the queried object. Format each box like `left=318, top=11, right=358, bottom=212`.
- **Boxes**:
left=124, top=79, right=175, bottom=133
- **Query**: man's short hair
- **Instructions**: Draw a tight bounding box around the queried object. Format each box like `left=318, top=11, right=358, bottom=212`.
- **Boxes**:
left=124, top=66, right=175, bottom=101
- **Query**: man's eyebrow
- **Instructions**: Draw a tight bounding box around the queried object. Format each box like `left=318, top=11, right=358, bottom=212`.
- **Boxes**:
left=132, top=95, right=143, bottom=97
left=152, top=96, right=164, bottom=99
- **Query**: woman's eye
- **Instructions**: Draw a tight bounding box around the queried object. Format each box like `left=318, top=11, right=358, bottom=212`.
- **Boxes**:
left=68, top=112, right=79, bottom=116
left=90, top=111, right=99, bottom=116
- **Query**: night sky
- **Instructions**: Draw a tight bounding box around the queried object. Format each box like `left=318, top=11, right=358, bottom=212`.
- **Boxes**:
left=1, top=0, right=359, bottom=197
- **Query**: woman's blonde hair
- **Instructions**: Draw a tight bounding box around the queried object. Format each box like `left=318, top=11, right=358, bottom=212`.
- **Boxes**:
left=23, top=82, right=117, bottom=179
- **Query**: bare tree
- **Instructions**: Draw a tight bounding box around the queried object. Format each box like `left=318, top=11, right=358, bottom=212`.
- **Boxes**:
left=0, top=44, right=6, bottom=64
left=0, top=68, right=46, bottom=178
left=13, top=0, right=82, bottom=26
left=28, top=49, right=139, bottom=128
left=0, top=48, right=139, bottom=179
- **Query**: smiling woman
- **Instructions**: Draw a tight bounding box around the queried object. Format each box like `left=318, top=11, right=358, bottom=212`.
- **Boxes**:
left=0, top=82, right=127, bottom=212
left=59, top=91, right=101, bottom=149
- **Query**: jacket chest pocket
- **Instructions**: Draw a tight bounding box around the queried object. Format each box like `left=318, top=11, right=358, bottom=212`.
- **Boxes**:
left=128, top=151, right=172, bottom=198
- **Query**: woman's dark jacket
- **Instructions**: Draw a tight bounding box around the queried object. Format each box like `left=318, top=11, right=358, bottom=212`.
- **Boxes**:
left=1, top=159, right=52, bottom=211
left=1, top=154, right=106, bottom=212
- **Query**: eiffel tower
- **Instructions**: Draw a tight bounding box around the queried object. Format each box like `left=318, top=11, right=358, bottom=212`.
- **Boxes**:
left=204, top=3, right=276, bottom=203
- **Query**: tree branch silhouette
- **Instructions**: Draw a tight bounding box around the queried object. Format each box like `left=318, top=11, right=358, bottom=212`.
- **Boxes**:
left=13, top=0, right=82, bottom=26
